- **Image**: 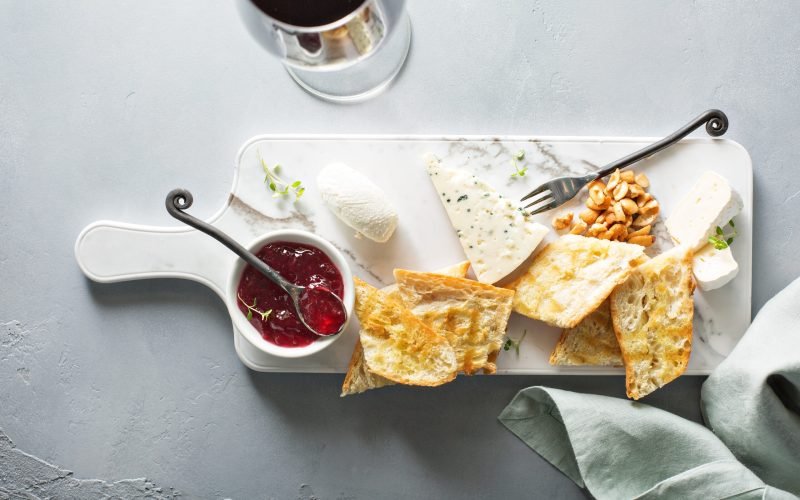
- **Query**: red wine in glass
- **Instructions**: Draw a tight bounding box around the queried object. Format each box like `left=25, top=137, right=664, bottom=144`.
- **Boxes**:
left=237, top=0, right=411, bottom=101
left=249, top=0, right=366, bottom=27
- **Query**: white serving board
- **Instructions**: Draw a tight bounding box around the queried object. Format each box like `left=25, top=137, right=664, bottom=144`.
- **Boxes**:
left=76, top=135, right=752, bottom=374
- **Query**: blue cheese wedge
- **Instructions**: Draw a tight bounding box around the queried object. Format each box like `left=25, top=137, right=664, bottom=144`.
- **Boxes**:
left=693, top=244, right=739, bottom=291
left=426, top=156, right=549, bottom=284
left=665, top=171, right=743, bottom=251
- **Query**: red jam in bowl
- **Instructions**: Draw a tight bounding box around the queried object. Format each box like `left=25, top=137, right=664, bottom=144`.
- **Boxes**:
left=236, top=241, right=345, bottom=347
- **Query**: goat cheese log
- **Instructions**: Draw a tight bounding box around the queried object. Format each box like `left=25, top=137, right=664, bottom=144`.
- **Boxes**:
left=317, top=162, right=399, bottom=243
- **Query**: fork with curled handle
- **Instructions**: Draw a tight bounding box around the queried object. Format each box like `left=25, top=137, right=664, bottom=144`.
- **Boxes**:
left=521, top=109, right=729, bottom=216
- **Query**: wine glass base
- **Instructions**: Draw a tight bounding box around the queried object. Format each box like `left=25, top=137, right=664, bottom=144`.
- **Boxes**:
left=284, top=15, right=412, bottom=103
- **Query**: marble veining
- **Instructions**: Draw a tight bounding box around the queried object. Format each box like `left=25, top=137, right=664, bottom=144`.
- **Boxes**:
left=530, top=141, right=590, bottom=177
left=77, top=135, right=753, bottom=374
left=228, top=194, right=317, bottom=234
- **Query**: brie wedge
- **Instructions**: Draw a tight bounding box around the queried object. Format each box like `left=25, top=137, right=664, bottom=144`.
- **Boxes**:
left=317, top=162, right=398, bottom=243
left=426, top=156, right=549, bottom=284
left=665, top=171, right=743, bottom=251
left=693, top=244, right=739, bottom=291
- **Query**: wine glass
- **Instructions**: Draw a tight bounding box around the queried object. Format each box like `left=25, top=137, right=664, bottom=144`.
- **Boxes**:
left=237, top=0, right=411, bottom=102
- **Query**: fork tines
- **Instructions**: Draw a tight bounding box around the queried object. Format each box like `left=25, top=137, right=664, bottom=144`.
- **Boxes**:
left=522, top=190, right=557, bottom=216
left=520, top=175, right=587, bottom=217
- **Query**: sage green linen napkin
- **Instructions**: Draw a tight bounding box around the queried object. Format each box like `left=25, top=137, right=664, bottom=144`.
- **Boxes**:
left=703, top=276, right=800, bottom=494
left=499, top=277, right=800, bottom=499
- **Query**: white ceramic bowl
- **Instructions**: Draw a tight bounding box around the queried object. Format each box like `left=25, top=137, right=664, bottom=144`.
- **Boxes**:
left=226, top=229, right=354, bottom=358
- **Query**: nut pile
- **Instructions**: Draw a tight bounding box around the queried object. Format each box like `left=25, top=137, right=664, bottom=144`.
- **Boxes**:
left=551, top=169, right=659, bottom=247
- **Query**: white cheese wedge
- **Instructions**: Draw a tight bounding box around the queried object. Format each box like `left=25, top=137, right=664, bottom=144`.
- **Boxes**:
left=665, top=171, right=743, bottom=251
left=317, top=162, right=398, bottom=243
left=693, top=244, right=739, bottom=291
left=426, top=157, right=549, bottom=284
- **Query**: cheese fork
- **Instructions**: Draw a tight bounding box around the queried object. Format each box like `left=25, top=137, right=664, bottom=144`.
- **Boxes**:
left=521, top=109, right=729, bottom=216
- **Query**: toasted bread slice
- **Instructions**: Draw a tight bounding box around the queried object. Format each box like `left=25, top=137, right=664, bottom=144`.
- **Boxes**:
left=549, top=300, right=623, bottom=366
left=381, top=261, right=471, bottom=302
left=549, top=256, right=649, bottom=367
left=610, top=245, right=695, bottom=399
left=340, top=341, right=394, bottom=396
left=341, top=262, right=470, bottom=396
left=394, top=270, right=515, bottom=375
left=354, top=278, right=457, bottom=386
left=506, top=235, right=645, bottom=328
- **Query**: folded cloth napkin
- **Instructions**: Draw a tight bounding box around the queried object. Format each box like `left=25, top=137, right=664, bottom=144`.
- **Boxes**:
left=499, top=277, right=800, bottom=499
left=703, top=276, right=800, bottom=493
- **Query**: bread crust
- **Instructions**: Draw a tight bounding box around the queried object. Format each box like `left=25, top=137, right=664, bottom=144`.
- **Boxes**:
left=340, top=340, right=393, bottom=396
left=610, top=246, right=695, bottom=399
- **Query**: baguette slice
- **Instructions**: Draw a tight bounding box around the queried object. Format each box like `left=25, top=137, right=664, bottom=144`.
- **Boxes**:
left=341, top=262, right=470, bottom=396
left=549, top=255, right=649, bottom=367
left=340, top=341, right=394, bottom=396
left=354, top=278, right=457, bottom=386
left=549, top=300, right=623, bottom=366
left=394, top=269, right=515, bottom=375
left=382, top=261, right=471, bottom=303
left=506, top=235, right=645, bottom=328
left=610, top=245, right=695, bottom=400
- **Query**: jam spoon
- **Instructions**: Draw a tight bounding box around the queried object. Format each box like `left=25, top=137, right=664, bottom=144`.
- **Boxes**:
left=165, top=189, right=347, bottom=337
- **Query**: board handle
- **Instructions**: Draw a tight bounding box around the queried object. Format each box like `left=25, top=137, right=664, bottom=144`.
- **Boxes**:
left=74, top=221, right=232, bottom=297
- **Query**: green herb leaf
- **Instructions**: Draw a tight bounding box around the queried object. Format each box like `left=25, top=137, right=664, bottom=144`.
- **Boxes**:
left=510, top=159, right=528, bottom=178
left=457, top=194, right=468, bottom=202
left=503, top=330, right=528, bottom=356
left=238, top=293, right=271, bottom=323
left=514, top=149, right=525, bottom=161
left=708, top=235, right=728, bottom=250
left=259, top=153, right=305, bottom=202
left=710, top=221, right=737, bottom=249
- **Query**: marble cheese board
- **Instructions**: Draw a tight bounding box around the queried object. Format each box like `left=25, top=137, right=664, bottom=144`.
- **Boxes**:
left=75, top=134, right=753, bottom=374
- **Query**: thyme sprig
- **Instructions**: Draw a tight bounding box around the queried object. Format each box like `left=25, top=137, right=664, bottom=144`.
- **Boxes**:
left=510, top=149, right=528, bottom=178
left=503, top=329, right=528, bottom=355
left=708, top=219, right=737, bottom=250
left=259, top=153, right=305, bottom=201
left=237, top=293, right=272, bottom=322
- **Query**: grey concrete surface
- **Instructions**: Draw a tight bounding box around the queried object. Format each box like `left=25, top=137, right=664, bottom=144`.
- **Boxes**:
left=1, top=0, right=799, bottom=498
left=0, top=428, right=177, bottom=498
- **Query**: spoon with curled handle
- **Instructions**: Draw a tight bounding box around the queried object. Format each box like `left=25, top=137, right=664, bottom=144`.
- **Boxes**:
left=165, top=189, right=347, bottom=337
